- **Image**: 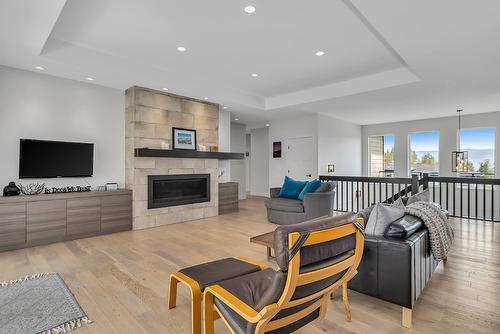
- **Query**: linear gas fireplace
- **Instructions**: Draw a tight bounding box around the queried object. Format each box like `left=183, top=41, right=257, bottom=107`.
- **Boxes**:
left=148, top=174, right=210, bottom=209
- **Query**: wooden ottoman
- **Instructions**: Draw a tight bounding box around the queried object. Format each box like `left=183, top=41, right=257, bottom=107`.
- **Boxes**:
left=168, top=257, right=267, bottom=334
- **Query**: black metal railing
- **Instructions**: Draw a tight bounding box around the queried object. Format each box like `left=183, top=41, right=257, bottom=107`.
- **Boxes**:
left=320, top=174, right=500, bottom=222
left=319, top=175, right=419, bottom=213
left=422, top=175, right=500, bottom=222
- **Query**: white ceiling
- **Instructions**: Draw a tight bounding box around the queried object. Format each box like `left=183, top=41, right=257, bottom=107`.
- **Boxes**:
left=1, top=0, right=500, bottom=125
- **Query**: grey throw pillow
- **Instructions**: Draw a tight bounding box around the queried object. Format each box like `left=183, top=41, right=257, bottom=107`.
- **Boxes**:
left=406, top=189, right=430, bottom=205
left=315, top=182, right=335, bottom=193
left=365, top=203, right=405, bottom=236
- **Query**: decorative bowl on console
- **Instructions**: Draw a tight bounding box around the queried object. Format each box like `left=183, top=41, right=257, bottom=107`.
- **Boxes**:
left=18, top=182, right=45, bottom=195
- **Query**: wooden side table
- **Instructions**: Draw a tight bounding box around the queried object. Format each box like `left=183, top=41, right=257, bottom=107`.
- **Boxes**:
left=250, top=231, right=274, bottom=259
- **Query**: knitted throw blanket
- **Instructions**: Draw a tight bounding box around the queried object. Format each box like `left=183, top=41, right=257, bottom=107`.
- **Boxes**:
left=405, top=201, right=454, bottom=261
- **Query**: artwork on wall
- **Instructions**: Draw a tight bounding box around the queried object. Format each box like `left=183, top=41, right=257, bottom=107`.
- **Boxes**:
left=273, top=141, right=282, bottom=158
left=172, top=127, right=197, bottom=150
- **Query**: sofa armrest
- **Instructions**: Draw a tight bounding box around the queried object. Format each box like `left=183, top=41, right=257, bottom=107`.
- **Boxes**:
left=303, top=191, right=335, bottom=217
left=270, top=187, right=281, bottom=198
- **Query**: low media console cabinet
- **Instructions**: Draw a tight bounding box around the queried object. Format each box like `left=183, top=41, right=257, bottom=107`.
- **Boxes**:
left=0, top=190, right=132, bottom=252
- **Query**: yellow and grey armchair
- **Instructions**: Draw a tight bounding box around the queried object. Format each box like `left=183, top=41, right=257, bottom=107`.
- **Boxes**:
left=204, top=213, right=365, bottom=334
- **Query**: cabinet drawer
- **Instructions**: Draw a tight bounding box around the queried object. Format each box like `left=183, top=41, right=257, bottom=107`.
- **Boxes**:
left=67, top=197, right=101, bottom=237
left=27, top=200, right=66, bottom=245
left=101, top=195, right=131, bottom=233
left=0, top=203, right=26, bottom=250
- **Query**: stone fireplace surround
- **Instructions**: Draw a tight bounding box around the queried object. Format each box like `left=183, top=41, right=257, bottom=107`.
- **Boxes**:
left=125, top=86, right=219, bottom=230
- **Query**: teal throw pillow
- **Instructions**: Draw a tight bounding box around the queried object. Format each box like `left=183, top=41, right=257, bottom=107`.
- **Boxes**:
left=298, top=179, right=322, bottom=201
left=278, top=176, right=308, bottom=200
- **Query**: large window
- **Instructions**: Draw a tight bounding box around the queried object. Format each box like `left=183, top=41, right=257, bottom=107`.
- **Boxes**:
left=409, top=132, right=439, bottom=176
left=368, top=135, right=394, bottom=177
left=459, top=128, right=495, bottom=176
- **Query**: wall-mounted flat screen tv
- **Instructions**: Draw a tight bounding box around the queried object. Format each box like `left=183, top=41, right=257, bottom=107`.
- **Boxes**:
left=19, top=139, right=94, bottom=178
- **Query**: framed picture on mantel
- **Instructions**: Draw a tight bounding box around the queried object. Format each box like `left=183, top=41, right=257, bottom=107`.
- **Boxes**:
left=172, top=127, right=197, bottom=150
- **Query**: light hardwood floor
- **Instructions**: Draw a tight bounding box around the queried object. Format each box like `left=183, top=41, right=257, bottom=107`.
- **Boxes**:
left=1, top=197, right=499, bottom=333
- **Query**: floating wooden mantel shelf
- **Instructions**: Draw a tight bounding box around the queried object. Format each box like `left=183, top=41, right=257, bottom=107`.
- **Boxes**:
left=134, top=148, right=244, bottom=160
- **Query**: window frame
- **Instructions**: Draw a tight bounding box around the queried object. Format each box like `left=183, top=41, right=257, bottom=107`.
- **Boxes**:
left=457, top=126, right=497, bottom=178
left=407, top=130, right=440, bottom=177
left=368, top=133, right=395, bottom=177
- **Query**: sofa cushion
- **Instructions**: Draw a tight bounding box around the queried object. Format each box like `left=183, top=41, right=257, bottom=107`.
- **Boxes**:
left=278, top=176, right=308, bottom=199
left=385, top=214, right=423, bottom=238
left=365, top=203, right=405, bottom=236
left=298, top=179, right=322, bottom=200
left=265, top=197, right=304, bottom=213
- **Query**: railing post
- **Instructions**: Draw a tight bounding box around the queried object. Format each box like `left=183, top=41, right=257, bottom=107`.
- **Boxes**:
left=411, top=175, right=419, bottom=195
left=421, top=173, right=429, bottom=190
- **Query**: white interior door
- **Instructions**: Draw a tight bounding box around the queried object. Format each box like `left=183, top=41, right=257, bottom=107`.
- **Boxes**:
left=287, top=136, right=314, bottom=181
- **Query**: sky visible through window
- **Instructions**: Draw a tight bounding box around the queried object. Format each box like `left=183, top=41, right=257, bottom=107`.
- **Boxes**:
left=459, top=128, right=495, bottom=174
left=409, top=132, right=439, bottom=175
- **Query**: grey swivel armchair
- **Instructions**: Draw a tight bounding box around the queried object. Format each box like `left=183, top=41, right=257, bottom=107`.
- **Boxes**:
left=265, top=182, right=337, bottom=225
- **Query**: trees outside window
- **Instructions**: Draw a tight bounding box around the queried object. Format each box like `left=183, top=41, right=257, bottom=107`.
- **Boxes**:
left=409, top=132, right=439, bottom=176
left=459, top=128, right=495, bottom=176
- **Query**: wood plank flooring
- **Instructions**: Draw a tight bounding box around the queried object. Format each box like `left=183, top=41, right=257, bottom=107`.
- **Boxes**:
left=1, top=196, right=499, bottom=333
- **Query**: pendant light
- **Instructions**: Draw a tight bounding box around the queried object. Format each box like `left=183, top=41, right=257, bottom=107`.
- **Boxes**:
left=452, top=109, right=469, bottom=172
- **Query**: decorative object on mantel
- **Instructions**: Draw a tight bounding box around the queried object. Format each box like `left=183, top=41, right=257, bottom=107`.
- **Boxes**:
left=172, top=127, right=197, bottom=150
left=105, top=182, right=119, bottom=191
left=3, top=181, right=20, bottom=196
left=0, top=272, right=92, bottom=334
left=18, top=182, right=45, bottom=195
left=452, top=109, right=469, bottom=172
left=209, top=144, right=218, bottom=152
left=198, top=144, right=207, bottom=152
left=161, top=141, right=170, bottom=150
left=44, top=185, right=91, bottom=194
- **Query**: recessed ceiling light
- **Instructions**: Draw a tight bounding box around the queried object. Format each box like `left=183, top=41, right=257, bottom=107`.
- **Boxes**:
left=223, top=106, right=228, bottom=109
left=34, top=66, right=44, bottom=70
left=162, top=87, right=169, bottom=91
left=251, top=73, right=259, bottom=78
left=244, top=5, right=256, bottom=14
left=234, top=118, right=239, bottom=121
left=266, top=123, right=270, bottom=127
left=177, top=46, right=187, bottom=52
left=315, top=51, right=325, bottom=56
left=86, top=77, right=94, bottom=81
left=204, top=97, right=209, bottom=100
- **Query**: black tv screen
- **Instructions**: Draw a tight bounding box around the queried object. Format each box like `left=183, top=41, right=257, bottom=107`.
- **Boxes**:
left=19, top=139, right=94, bottom=178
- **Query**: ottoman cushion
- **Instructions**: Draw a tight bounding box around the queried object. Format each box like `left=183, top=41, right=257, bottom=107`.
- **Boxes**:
left=179, top=258, right=261, bottom=291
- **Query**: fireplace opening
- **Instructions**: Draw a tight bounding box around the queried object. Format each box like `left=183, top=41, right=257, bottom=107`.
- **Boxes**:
left=148, top=174, right=210, bottom=209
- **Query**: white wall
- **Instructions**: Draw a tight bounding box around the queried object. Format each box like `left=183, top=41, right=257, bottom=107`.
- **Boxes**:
left=268, top=114, right=319, bottom=187
left=318, top=113, right=362, bottom=176
left=218, top=108, right=231, bottom=182
left=250, top=127, right=269, bottom=197
left=230, top=122, right=246, bottom=199
left=362, top=111, right=500, bottom=177
left=0, top=66, right=125, bottom=188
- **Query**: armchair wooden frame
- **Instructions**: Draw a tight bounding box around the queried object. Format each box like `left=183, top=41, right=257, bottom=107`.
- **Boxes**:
left=204, top=217, right=365, bottom=334
left=168, top=256, right=267, bottom=334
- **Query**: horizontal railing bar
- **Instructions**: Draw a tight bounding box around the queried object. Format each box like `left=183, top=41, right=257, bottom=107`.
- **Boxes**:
left=428, top=176, right=500, bottom=185
left=320, top=175, right=412, bottom=184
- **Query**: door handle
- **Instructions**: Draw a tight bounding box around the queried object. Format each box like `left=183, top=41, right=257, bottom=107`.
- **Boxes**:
left=306, top=174, right=312, bottom=177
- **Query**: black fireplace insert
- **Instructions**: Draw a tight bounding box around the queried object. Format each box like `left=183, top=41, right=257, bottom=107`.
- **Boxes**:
left=148, top=174, right=210, bottom=209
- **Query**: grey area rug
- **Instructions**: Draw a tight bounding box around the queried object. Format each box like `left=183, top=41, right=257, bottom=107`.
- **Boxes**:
left=0, top=273, right=91, bottom=334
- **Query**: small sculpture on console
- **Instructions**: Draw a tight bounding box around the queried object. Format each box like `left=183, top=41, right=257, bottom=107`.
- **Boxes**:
left=3, top=182, right=21, bottom=196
